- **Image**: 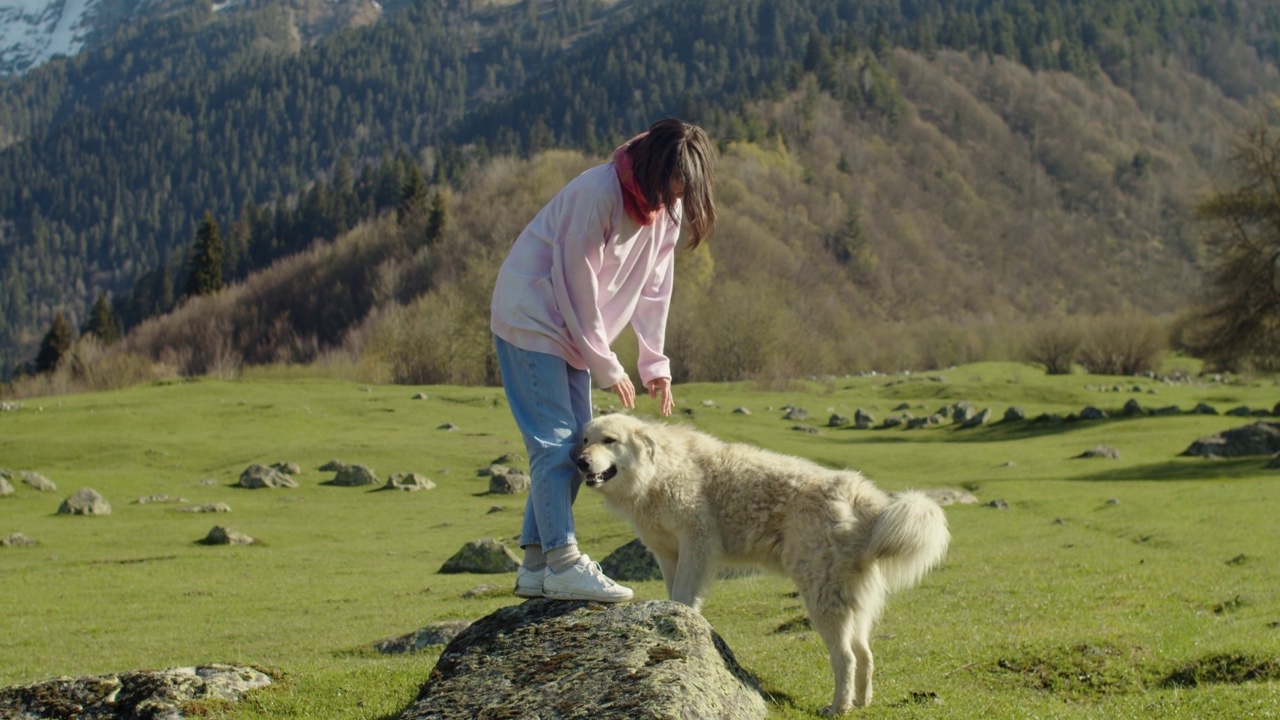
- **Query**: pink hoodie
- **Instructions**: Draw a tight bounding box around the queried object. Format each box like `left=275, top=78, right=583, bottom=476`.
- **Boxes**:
left=490, top=161, right=681, bottom=389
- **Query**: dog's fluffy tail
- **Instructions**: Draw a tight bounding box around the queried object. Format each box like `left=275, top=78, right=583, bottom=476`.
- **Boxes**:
left=866, top=491, right=950, bottom=592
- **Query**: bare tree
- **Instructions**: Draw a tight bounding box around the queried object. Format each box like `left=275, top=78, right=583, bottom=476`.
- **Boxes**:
left=1191, top=110, right=1280, bottom=370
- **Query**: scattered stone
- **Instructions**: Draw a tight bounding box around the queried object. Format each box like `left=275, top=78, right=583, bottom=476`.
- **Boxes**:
left=1225, top=406, right=1253, bottom=417
left=271, top=461, right=301, bottom=475
left=1152, top=405, right=1182, bottom=416
left=1106, top=498, right=1121, bottom=505
left=318, top=459, right=347, bottom=472
left=1183, top=421, right=1280, bottom=458
left=1122, top=399, right=1145, bottom=417
left=1192, top=403, right=1219, bottom=415
left=238, top=463, right=299, bottom=489
left=1077, top=446, right=1121, bottom=460
left=854, top=408, right=875, bottom=429
left=58, top=488, right=111, bottom=515
left=413, top=392, right=430, bottom=400
left=487, top=506, right=505, bottom=514
left=489, top=470, right=530, bottom=494
left=985, top=499, right=1009, bottom=510
left=134, top=494, right=188, bottom=504
left=1053, top=518, right=1066, bottom=525
left=0, top=664, right=271, bottom=719
left=1032, top=413, right=1064, bottom=424
left=828, top=413, right=850, bottom=428
left=917, top=488, right=979, bottom=506
left=385, top=473, right=436, bottom=492
left=491, top=453, right=525, bottom=467
left=376, top=620, right=472, bottom=654
left=0, top=401, right=21, bottom=411
left=439, top=538, right=520, bottom=574
left=462, top=584, right=510, bottom=600
left=905, top=416, right=933, bottom=430
left=600, top=538, right=662, bottom=582
left=439, top=423, right=460, bottom=431
left=1, top=532, right=37, bottom=547
left=783, top=407, right=809, bottom=421
left=701, top=399, right=716, bottom=408
left=962, top=408, right=992, bottom=429
left=330, top=464, right=378, bottom=487
left=201, top=526, right=255, bottom=545
left=881, top=416, right=904, bottom=429
left=951, top=401, right=976, bottom=423
left=1079, top=406, right=1108, bottom=420
left=892, top=403, right=912, bottom=411
left=179, top=502, right=232, bottom=514
left=1003, top=406, right=1026, bottom=422
left=732, top=407, right=752, bottom=415
left=791, top=425, right=819, bottom=435
left=20, top=471, right=56, bottom=492
left=0, top=477, right=13, bottom=496
left=400, top=599, right=767, bottom=720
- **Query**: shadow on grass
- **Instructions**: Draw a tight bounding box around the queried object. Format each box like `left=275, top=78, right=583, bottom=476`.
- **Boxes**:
left=1074, top=457, right=1269, bottom=482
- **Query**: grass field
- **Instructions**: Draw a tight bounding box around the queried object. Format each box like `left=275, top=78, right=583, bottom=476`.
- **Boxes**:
left=2, top=362, right=1278, bottom=719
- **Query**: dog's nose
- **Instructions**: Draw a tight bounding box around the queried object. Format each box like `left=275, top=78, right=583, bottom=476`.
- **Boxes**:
left=575, top=457, right=591, bottom=472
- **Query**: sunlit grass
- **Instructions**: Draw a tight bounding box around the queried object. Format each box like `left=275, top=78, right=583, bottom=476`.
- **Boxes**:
left=2, top=363, right=1278, bottom=718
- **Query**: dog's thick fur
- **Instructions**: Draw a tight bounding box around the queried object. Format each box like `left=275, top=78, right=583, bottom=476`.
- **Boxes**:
left=577, top=414, right=950, bottom=716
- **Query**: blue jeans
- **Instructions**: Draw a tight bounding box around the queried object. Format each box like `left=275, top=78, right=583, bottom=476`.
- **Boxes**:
left=494, top=335, right=593, bottom=552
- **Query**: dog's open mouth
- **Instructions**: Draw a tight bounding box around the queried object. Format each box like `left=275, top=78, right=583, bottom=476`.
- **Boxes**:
left=583, top=465, right=618, bottom=487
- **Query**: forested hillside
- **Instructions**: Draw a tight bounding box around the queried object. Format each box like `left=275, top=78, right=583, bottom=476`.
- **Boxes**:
left=3, top=0, right=1280, bottom=379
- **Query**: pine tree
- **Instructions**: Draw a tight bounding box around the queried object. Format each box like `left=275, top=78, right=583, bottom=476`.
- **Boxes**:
left=425, top=190, right=448, bottom=245
left=398, top=162, right=428, bottom=225
left=82, top=293, right=121, bottom=344
left=35, top=312, right=73, bottom=373
left=185, top=212, right=225, bottom=299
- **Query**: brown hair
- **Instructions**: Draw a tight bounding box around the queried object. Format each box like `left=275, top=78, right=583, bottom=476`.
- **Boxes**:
left=627, top=118, right=717, bottom=249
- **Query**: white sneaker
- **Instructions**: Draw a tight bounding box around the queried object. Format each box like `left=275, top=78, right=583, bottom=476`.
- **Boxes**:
left=543, top=555, right=634, bottom=603
left=514, top=565, right=545, bottom=598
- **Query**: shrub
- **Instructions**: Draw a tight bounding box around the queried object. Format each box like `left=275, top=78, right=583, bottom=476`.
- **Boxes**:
left=1075, top=310, right=1168, bottom=376
left=1022, top=317, right=1085, bottom=374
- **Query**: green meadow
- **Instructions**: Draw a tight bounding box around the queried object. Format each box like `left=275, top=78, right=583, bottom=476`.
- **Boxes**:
left=2, top=362, right=1278, bottom=719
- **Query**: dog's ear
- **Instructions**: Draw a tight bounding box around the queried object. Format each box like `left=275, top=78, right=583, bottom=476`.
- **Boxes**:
left=635, top=426, right=657, bottom=463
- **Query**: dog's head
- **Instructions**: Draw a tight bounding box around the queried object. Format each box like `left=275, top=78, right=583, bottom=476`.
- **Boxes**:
left=576, top=413, right=656, bottom=494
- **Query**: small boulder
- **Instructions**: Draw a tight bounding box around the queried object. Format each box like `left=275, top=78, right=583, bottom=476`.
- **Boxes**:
left=375, top=620, right=473, bottom=654
left=1003, top=406, right=1027, bottom=422
left=238, top=464, right=298, bottom=489
left=331, top=464, right=378, bottom=487
left=1079, top=406, right=1108, bottom=420
left=179, top=502, right=232, bottom=514
left=1183, top=421, right=1280, bottom=458
left=1192, top=403, right=1219, bottom=415
left=0, top=477, right=13, bottom=496
left=271, top=461, right=301, bottom=475
left=1077, top=445, right=1121, bottom=460
left=1, top=532, right=37, bottom=547
left=20, top=471, right=56, bottom=492
left=732, top=407, right=752, bottom=415
left=827, top=413, right=851, bottom=428
left=0, top=665, right=271, bottom=718
left=58, top=488, right=111, bottom=516
left=134, top=494, right=188, bottom=505
left=1122, top=399, right=1145, bottom=417
left=201, top=526, right=255, bottom=545
left=962, top=407, right=992, bottom=429
left=439, top=538, right=520, bottom=574
left=318, top=459, right=347, bottom=472
left=600, top=538, right=663, bottom=582
left=385, top=473, right=436, bottom=492
left=489, top=470, right=531, bottom=494
left=854, top=408, right=875, bottom=429
left=783, top=406, right=809, bottom=421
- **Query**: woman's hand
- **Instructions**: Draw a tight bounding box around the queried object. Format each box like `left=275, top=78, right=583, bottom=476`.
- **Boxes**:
left=647, top=377, right=674, bottom=417
left=609, top=376, right=636, bottom=409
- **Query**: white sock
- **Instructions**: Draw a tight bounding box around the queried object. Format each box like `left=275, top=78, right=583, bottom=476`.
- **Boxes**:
left=522, top=544, right=546, bottom=571
left=546, top=544, right=582, bottom=574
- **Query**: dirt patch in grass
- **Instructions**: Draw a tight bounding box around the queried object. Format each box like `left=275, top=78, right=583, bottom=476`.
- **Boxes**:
left=1161, top=654, right=1280, bottom=688
left=992, top=643, right=1154, bottom=698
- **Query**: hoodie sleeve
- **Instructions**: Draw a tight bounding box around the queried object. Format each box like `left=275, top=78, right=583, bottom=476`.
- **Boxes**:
left=549, top=189, right=629, bottom=389
left=632, top=211, right=680, bottom=385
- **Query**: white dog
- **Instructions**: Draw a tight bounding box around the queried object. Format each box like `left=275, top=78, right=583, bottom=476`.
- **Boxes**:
left=576, top=413, right=950, bottom=716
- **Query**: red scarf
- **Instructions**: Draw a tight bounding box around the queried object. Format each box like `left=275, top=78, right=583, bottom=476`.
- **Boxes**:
left=613, top=133, right=657, bottom=226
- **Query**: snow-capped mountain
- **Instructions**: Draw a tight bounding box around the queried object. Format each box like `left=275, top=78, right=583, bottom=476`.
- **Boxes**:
left=0, top=0, right=104, bottom=75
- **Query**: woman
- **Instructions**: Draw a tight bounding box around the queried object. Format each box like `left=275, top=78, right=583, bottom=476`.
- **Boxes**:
left=490, top=118, right=717, bottom=602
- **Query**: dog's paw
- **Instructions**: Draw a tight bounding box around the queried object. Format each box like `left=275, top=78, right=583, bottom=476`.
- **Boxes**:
left=818, top=704, right=852, bottom=718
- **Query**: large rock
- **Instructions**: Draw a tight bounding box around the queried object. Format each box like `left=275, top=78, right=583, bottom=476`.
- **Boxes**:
left=238, top=463, right=298, bottom=489
left=401, top=599, right=767, bottom=720
left=0, top=664, right=271, bottom=719
left=57, top=488, right=111, bottom=515
left=1183, top=421, right=1280, bottom=458
left=439, top=539, right=520, bottom=574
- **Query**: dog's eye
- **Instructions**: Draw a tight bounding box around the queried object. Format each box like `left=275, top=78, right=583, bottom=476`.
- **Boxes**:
left=603, top=437, right=617, bottom=445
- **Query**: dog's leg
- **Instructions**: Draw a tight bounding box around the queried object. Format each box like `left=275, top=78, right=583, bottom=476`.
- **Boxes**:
left=653, top=548, right=678, bottom=599
left=851, top=611, right=875, bottom=708
left=670, top=536, right=711, bottom=611
left=805, top=594, right=856, bottom=717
